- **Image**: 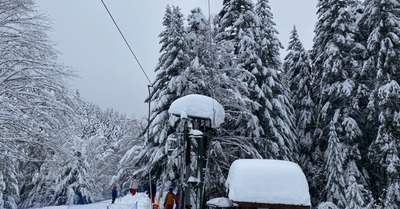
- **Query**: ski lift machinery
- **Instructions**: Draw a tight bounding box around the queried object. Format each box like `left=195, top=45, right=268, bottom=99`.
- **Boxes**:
left=168, top=94, right=225, bottom=209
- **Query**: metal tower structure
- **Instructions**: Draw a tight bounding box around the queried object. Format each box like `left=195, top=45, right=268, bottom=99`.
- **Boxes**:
left=168, top=94, right=224, bottom=209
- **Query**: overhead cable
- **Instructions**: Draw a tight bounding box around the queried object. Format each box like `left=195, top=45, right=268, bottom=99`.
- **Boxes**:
left=100, top=0, right=152, bottom=85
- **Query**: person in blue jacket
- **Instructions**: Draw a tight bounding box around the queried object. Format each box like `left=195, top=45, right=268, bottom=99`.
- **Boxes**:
left=112, top=185, right=118, bottom=204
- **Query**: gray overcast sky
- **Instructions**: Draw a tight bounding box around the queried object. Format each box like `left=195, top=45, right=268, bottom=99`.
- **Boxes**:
left=36, top=0, right=317, bottom=118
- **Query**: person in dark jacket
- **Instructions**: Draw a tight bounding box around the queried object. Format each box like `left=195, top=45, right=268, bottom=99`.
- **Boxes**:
left=112, top=185, right=118, bottom=204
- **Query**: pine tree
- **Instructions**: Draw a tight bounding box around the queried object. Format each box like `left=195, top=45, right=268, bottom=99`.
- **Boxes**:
left=216, top=0, right=263, bottom=138
left=187, top=7, right=208, bottom=60
left=217, top=0, right=258, bottom=55
left=215, top=0, right=298, bottom=161
left=134, top=5, right=191, bottom=192
left=283, top=26, right=314, bottom=157
left=311, top=0, right=371, bottom=206
left=147, top=5, right=189, bottom=143
left=118, top=4, right=263, bottom=201
left=254, top=0, right=298, bottom=161
left=184, top=6, right=267, bottom=198
left=345, top=160, right=372, bottom=209
left=325, top=124, right=346, bottom=208
left=283, top=25, right=320, bottom=204
left=52, top=144, right=93, bottom=206
left=359, top=0, right=400, bottom=207
left=255, top=0, right=283, bottom=70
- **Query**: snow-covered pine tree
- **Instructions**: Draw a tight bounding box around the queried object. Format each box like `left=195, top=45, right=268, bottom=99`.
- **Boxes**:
left=283, top=26, right=314, bottom=162
left=73, top=91, right=104, bottom=141
left=254, top=0, right=298, bottom=161
left=147, top=5, right=189, bottom=143
left=41, top=137, right=93, bottom=206
left=21, top=138, right=92, bottom=207
left=343, top=118, right=373, bottom=209
left=345, top=160, right=374, bottom=209
left=132, top=5, right=191, bottom=194
left=215, top=0, right=263, bottom=139
left=185, top=7, right=264, bottom=198
left=254, top=0, right=283, bottom=71
left=360, top=0, right=400, bottom=207
left=283, top=25, right=320, bottom=203
left=284, top=26, right=314, bottom=153
left=325, top=123, right=346, bottom=208
left=311, top=0, right=371, bottom=207
left=19, top=99, right=93, bottom=208
left=115, top=4, right=263, bottom=200
left=187, top=7, right=208, bottom=60
left=69, top=91, right=143, bottom=200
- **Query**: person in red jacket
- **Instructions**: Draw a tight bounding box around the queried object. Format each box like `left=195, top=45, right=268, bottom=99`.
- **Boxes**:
left=164, top=188, right=177, bottom=209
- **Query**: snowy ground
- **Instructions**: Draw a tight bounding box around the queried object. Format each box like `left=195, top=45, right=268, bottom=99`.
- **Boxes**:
left=30, top=193, right=155, bottom=209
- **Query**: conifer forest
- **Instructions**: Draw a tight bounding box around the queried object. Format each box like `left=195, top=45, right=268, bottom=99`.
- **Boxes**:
left=1, top=0, right=400, bottom=208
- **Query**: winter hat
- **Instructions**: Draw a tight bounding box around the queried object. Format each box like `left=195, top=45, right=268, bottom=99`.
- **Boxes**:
left=113, top=185, right=117, bottom=189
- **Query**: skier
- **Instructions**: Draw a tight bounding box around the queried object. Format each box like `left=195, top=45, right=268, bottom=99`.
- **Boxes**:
left=164, top=188, right=177, bottom=209
left=130, top=176, right=138, bottom=196
left=112, top=185, right=118, bottom=204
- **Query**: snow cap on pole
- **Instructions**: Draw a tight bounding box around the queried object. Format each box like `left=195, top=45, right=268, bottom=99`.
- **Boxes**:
left=168, top=94, right=225, bottom=128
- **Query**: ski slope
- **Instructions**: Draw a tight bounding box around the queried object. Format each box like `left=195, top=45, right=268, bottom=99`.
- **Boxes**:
left=33, top=193, right=154, bottom=209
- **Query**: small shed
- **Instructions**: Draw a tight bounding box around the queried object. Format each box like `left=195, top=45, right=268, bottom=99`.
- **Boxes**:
left=226, top=159, right=311, bottom=209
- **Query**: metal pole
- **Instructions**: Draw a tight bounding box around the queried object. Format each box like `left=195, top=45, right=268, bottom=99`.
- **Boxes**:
left=149, top=171, right=153, bottom=201
left=184, top=121, right=191, bottom=209
left=179, top=130, right=185, bottom=209
left=149, top=170, right=154, bottom=209
left=147, top=85, right=153, bottom=209
left=147, top=85, right=152, bottom=144
left=198, top=135, right=204, bottom=209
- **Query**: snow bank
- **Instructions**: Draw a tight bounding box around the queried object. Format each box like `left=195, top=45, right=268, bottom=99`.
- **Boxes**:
left=226, top=159, right=311, bottom=206
left=168, top=94, right=225, bottom=128
left=35, top=193, right=152, bottom=209
left=206, top=197, right=233, bottom=207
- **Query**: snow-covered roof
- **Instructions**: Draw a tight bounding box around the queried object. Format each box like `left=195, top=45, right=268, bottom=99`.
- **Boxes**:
left=168, top=94, right=225, bottom=128
left=226, top=159, right=311, bottom=207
